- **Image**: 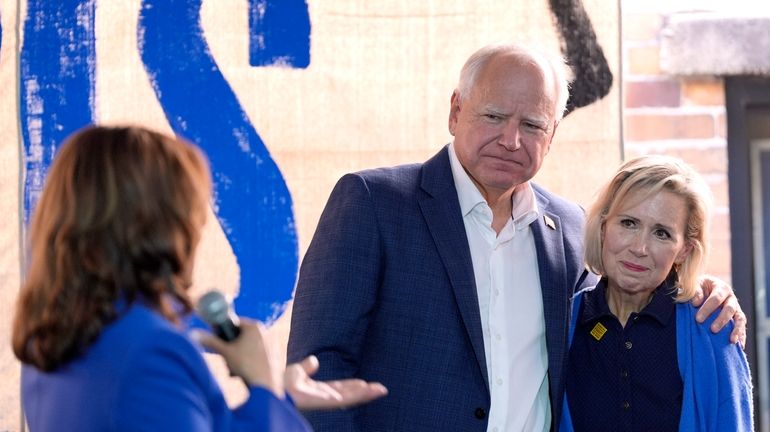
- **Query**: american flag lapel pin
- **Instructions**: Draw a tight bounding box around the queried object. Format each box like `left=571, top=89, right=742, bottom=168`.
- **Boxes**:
left=544, top=215, right=556, bottom=230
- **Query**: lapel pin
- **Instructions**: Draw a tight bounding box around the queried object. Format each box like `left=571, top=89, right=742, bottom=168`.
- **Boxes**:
left=544, top=215, right=556, bottom=230
left=590, top=322, right=608, bottom=341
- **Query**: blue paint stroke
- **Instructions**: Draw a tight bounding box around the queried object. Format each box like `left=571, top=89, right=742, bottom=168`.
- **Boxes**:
left=249, top=0, right=310, bottom=68
left=139, top=0, right=304, bottom=323
left=20, top=0, right=96, bottom=223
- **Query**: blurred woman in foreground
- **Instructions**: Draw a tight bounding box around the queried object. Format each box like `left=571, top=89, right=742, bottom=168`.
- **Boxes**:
left=12, top=125, right=386, bottom=431
left=561, top=155, right=752, bottom=431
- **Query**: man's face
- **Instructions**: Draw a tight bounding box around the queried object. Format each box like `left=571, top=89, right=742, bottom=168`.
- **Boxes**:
left=448, top=55, right=558, bottom=199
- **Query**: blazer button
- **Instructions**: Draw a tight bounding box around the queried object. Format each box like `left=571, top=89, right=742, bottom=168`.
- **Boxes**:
left=474, top=407, right=486, bottom=419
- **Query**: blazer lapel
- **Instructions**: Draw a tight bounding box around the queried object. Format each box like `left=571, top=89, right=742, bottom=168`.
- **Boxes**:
left=417, top=147, right=489, bottom=388
left=531, top=190, right=570, bottom=405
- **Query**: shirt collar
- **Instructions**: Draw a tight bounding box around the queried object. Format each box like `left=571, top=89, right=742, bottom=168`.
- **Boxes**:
left=448, top=142, right=539, bottom=228
left=580, top=277, right=677, bottom=326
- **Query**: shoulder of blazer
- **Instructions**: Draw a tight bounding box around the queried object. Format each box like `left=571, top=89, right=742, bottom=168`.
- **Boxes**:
left=531, top=182, right=585, bottom=218
left=532, top=182, right=586, bottom=237
left=350, top=146, right=453, bottom=200
left=349, top=162, right=422, bottom=196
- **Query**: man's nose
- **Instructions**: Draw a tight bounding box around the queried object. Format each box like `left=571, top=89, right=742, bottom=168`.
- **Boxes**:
left=498, top=122, right=521, bottom=151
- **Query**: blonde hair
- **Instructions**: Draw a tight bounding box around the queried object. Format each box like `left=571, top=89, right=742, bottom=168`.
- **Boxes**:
left=456, top=43, right=572, bottom=121
left=584, top=155, right=712, bottom=302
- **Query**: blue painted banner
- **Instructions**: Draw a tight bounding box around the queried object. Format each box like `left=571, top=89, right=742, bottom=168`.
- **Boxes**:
left=249, top=0, right=311, bottom=68
left=139, top=0, right=308, bottom=322
left=20, top=0, right=309, bottom=324
left=20, top=0, right=97, bottom=224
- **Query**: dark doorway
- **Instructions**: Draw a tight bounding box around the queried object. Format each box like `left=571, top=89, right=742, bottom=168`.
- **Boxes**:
left=726, top=75, right=770, bottom=430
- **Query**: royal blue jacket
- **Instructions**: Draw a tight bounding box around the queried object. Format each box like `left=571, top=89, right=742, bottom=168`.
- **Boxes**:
left=22, top=302, right=311, bottom=431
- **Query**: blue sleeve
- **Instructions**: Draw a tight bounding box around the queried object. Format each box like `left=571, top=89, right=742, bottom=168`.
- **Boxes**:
left=113, top=329, right=310, bottom=431
left=287, top=173, right=382, bottom=431
left=236, top=386, right=313, bottom=432
left=681, top=307, right=754, bottom=432
left=710, top=320, right=754, bottom=431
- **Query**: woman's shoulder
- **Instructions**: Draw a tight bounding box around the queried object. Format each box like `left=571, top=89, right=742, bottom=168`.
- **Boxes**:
left=109, top=303, right=219, bottom=397
left=107, top=302, right=203, bottom=362
left=675, top=302, right=740, bottom=357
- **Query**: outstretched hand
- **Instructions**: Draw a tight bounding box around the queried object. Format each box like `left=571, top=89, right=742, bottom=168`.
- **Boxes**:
left=691, top=275, right=747, bottom=347
left=285, top=355, right=388, bottom=411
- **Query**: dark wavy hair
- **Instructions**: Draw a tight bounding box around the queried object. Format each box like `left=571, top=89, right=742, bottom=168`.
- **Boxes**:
left=12, top=125, right=211, bottom=371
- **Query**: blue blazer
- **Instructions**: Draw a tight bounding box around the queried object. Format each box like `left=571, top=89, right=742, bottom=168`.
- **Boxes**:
left=22, top=302, right=311, bottom=432
left=288, top=146, right=595, bottom=431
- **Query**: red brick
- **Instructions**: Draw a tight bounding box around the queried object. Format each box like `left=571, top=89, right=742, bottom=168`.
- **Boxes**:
left=624, top=114, right=714, bottom=141
left=628, top=46, right=661, bottom=76
left=716, top=113, right=726, bottom=138
left=707, top=176, right=730, bottom=208
left=705, top=237, right=732, bottom=277
left=625, top=80, right=680, bottom=108
left=623, top=14, right=663, bottom=41
left=662, top=147, right=728, bottom=176
left=710, top=212, right=732, bottom=241
left=682, top=79, right=725, bottom=106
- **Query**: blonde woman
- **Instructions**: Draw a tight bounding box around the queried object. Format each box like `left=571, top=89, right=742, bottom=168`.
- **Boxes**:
left=561, top=155, right=752, bottom=431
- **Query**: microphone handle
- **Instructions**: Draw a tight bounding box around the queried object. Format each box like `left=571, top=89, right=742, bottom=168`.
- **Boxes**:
left=214, top=320, right=241, bottom=342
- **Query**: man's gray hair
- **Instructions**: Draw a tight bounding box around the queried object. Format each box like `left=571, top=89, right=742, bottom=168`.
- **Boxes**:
left=456, top=44, right=572, bottom=122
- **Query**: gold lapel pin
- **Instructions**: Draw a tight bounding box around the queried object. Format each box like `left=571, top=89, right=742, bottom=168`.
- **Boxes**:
left=590, top=322, right=608, bottom=341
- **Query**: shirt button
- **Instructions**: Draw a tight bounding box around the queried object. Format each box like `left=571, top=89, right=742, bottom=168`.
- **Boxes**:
left=492, top=428, right=499, bottom=432
left=625, top=341, right=633, bottom=350
left=494, top=289, right=500, bottom=296
left=496, top=378, right=503, bottom=385
left=623, top=401, right=631, bottom=410
left=621, top=370, right=629, bottom=379
left=495, top=334, right=502, bottom=341
left=474, top=407, right=487, bottom=419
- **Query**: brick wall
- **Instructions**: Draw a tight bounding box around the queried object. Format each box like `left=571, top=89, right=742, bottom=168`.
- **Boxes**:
left=622, top=2, right=732, bottom=283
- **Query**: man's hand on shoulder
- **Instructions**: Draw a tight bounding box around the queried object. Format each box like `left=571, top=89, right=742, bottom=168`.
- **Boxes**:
left=690, top=275, right=747, bottom=347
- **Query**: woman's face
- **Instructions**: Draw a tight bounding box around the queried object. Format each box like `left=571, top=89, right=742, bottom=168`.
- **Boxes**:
left=601, top=190, right=692, bottom=297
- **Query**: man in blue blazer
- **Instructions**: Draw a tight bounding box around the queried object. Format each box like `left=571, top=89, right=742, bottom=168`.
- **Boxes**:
left=287, top=44, right=743, bottom=431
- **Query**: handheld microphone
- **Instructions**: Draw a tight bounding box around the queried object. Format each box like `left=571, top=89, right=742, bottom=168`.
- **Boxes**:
left=196, top=290, right=241, bottom=341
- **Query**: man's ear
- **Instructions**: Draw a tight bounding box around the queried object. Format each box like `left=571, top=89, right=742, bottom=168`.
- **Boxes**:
left=448, top=90, right=461, bottom=136
left=544, top=120, right=559, bottom=155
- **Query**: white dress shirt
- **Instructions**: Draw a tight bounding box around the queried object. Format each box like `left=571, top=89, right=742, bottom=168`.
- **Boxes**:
left=448, top=143, right=551, bottom=432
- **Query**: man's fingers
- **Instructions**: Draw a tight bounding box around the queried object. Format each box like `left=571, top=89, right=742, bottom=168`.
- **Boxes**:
left=292, top=378, right=387, bottom=410
left=690, top=287, right=705, bottom=308
left=695, top=286, right=729, bottom=323
left=730, top=310, right=748, bottom=348
left=301, top=355, right=320, bottom=376
left=329, top=379, right=388, bottom=405
left=709, top=299, right=737, bottom=332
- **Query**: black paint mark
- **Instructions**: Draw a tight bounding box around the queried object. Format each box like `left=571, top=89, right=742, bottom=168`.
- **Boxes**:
left=549, top=0, right=614, bottom=116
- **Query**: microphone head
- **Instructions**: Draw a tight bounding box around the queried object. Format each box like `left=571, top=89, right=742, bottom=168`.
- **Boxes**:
left=196, top=290, right=241, bottom=340
left=197, top=290, right=231, bottom=324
